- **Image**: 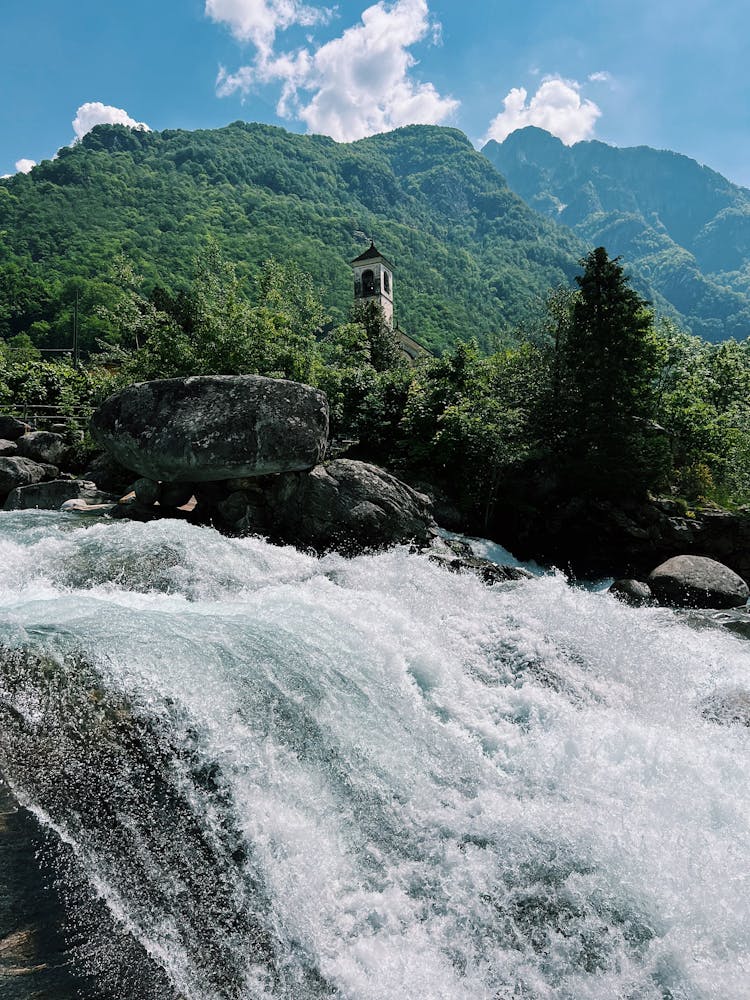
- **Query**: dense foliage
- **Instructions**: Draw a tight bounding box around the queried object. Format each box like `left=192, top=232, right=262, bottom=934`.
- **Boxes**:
left=0, top=121, right=584, bottom=356
left=484, top=126, right=750, bottom=342
left=10, top=244, right=749, bottom=525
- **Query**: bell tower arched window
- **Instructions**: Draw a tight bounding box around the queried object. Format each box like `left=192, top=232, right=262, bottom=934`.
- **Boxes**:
left=362, top=269, right=376, bottom=296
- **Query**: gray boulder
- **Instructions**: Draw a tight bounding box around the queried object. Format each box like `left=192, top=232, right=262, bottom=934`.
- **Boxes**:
left=609, top=579, right=653, bottom=606
left=4, top=480, right=113, bottom=511
left=90, top=375, right=329, bottom=483
left=16, top=431, right=69, bottom=467
left=0, top=415, right=30, bottom=440
left=0, top=457, right=53, bottom=497
left=0, top=439, right=18, bottom=457
left=648, top=554, right=749, bottom=608
left=267, top=459, right=435, bottom=552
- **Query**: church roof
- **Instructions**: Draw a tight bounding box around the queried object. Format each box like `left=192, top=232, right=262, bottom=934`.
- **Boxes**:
left=351, top=241, right=393, bottom=268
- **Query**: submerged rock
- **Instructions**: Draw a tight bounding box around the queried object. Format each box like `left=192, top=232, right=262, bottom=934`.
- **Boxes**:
left=428, top=549, right=533, bottom=585
left=682, top=607, right=750, bottom=639
left=700, top=688, right=750, bottom=727
left=648, top=555, right=749, bottom=609
left=90, top=375, right=329, bottom=482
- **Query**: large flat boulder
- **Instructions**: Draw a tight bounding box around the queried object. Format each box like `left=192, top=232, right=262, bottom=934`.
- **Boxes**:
left=648, top=554, right=749, bottom=608
left=90, top=375, right=329, bottom=483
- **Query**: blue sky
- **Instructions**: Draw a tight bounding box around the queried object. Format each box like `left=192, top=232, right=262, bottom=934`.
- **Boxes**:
left=2, top=0, right=749, bottom=184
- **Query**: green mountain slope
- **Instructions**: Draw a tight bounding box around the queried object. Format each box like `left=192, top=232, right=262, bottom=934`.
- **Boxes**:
left=0, top=122, right=585, bottom=354
left=483, top=126, right=750, bottom=342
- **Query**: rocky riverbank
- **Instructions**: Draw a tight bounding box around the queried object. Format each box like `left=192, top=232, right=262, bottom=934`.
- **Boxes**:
left=2, top=374, right=750, bottom=610
left=485, top=490, right=750, bottom=583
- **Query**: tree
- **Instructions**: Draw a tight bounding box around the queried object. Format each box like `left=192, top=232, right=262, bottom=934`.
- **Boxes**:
left=554, top=247, right=669, bottom=498
left=351, top=300, right=404, bottom=372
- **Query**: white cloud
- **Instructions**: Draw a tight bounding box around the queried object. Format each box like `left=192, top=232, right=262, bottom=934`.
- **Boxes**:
left=72, top=102, right=150, bottom=141
left=588, top=70, right=612, bottom=84
left=216, top=0, right=458, bottom=142
left=1, top=158, right=37, bottom=179
left=206, top=0, right=330, bottom=60
left=483, top=76, right=601, bottom=146
left=216, top=64, right=257, bottom=98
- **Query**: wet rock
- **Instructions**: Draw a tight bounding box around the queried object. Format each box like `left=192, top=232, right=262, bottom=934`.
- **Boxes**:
left=0, top=457, right=52, bottom=498
left=648, top=555, right=749, bottom=609
left=433, top=535, right=475, bottom=558
left=683, top=607, right=750, bottom=639
left=0, top=415, right=30, bottom=441
left=0, top=439, right=18, bottom=457
left=16, top=431, right=69, bottom=467
left=90, top=375, right=329, bottom=483
left=429, top=551, right=533, bottom=585
left=268, top=459, right=435, bottom=553
left=4, top=479, right=113, bottom=511
left=0, top=783, right=86, bottom=999
left=700, top=688, right=750, bottom=726
left=609, top=579, right=653, bottom=606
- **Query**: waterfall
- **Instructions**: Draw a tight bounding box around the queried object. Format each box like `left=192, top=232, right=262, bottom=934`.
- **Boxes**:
left=0, top=510, right=748, bottom=999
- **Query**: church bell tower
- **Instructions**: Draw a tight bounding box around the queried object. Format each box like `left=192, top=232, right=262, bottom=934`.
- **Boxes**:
left=351, top=241, right=394, bottom=328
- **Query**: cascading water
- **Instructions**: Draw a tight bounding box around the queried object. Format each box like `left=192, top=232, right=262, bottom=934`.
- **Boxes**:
left=0, top=509, right=748, bottom=999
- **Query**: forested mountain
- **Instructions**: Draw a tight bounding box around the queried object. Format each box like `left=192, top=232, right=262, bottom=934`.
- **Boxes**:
left=483, top=127, right=750, bottom=342
left=0, top=122, right=586, bottom=355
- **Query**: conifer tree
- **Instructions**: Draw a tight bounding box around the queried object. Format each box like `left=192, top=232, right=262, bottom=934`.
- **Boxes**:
left=555, top=247, right=668, bottom=497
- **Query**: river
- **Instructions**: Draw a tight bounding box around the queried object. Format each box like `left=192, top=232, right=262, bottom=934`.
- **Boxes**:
left=0, top=510, right=748, bottom=999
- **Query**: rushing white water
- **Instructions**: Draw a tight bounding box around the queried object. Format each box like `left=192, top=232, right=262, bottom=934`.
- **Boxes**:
left=0, top=510, right=749, bottom=1000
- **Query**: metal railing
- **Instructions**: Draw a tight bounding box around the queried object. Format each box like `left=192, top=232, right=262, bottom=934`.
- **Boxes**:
left=2, top=403, right=92, bottom=433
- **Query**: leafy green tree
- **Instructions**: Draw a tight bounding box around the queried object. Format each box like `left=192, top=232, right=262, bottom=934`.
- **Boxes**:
left=653, top=323, right=750, bottom=503
left=399, top=340, right=536, bottom=525
left=98, top=242, right=329, bottom=385
left=351, top=300, right=404, bottom=372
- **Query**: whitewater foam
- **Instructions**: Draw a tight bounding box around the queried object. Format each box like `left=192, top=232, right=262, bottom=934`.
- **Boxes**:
left=0, top=511, right=748, bottom=999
